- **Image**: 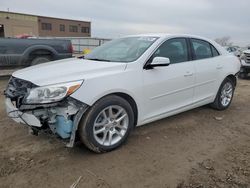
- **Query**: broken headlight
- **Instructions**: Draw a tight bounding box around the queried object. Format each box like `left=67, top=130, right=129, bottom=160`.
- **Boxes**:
left=240, top=54, right=246, bottom=61
left=24, top=80, right=83, bottom=104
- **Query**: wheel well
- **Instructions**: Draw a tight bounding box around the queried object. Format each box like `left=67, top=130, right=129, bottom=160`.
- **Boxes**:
left=29, top=49, right=54, bottom=61
left=110, top=93, right=138, bottom=126
left=226, top=74, right=237, bottom=87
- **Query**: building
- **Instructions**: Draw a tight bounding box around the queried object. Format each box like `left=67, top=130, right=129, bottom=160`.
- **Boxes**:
left=0, top=11, right=91, bottom=38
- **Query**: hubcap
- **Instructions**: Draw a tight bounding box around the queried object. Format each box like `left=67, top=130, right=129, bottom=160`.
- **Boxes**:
left=93, top=105, right=129, bottom=146
left=220, top=82, right=233, bottom=107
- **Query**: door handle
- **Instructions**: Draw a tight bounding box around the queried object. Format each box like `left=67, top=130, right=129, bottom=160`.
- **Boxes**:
left=216, top=65, right=223, bottom=70
left=184, top=72, right=193, bottom=77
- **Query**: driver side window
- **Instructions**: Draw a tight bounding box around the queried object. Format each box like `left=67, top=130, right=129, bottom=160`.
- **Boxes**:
left=152, top=38, right=189, bottom=64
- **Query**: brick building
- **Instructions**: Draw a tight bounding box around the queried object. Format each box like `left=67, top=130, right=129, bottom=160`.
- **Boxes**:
left=0, top=11, right=91, bottom=38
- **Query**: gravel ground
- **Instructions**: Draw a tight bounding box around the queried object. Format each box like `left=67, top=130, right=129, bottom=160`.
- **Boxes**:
left=1, top=78, right=250, bottom=188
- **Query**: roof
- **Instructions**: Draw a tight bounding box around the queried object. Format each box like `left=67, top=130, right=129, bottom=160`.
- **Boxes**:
left=123, top=33, right=228, bottom=55
left=0, top=10, right=91, bottom=23
left=124, top=33, right=212, bottom=41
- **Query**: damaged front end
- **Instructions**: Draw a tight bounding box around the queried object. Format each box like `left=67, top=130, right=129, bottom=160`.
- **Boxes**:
left=4, top=77, right=88, bottom=147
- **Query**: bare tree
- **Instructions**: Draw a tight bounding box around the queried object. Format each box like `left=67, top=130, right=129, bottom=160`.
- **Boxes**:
left=215, top=36, right=233, bottom=47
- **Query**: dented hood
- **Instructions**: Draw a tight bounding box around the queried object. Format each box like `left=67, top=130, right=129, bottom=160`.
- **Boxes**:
left=12, top=58, right=127, bottom=86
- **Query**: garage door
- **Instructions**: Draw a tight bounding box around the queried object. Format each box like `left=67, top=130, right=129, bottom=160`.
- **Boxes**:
left=12, top=25, right=35, bottom=36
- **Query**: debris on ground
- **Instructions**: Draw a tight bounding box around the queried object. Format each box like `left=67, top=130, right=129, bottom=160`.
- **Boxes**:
left=70, top=176, right=82, bottom=188
left=214, top=116, right=224, bottom=121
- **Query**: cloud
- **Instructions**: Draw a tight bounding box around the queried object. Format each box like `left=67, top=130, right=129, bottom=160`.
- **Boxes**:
left=0, top=0, right=249, bottom=46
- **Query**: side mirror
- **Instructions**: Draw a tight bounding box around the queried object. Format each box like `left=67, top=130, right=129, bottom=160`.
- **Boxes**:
left=146, top=57, right=170, bottom=69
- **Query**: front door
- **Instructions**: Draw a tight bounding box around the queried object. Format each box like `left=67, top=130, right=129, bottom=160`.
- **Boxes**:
left=142, top=38, right=195, bottom=122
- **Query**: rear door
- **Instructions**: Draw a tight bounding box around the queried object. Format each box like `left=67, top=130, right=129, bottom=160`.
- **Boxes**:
left=142, top=38, right=195, bottom=121
left=189, top=38, right=221, bottom=104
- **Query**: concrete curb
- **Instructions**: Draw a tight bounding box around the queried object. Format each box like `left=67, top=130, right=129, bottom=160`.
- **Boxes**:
left=0, top=75, right=11, bottom=80
left=0, top=69, right=18, bottom=79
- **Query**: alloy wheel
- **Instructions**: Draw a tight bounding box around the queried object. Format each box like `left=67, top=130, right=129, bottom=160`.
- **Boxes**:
left=93, top=105, right=129, bottom=146
left=220, top=82, right=233, bottom=107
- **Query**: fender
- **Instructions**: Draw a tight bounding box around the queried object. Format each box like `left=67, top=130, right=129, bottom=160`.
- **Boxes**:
left=73, top=88, right=138, bottom=107
left=21, top=45, right=59, bottom=64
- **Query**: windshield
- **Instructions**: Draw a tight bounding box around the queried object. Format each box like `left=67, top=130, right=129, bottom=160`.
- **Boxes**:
left=85, top=36, right=158, bottom=63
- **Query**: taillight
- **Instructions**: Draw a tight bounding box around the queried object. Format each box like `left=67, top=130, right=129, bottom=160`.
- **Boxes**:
left=68, top=44, right=73, bottom=54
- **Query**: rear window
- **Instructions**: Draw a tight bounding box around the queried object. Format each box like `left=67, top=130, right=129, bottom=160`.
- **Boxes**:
left=211, top=45, right=220, bottom=57
left=191, top=39, right=213, bottom=60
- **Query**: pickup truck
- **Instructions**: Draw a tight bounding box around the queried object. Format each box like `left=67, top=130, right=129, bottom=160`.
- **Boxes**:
left=239, top=47, right=250, bottom=78
left=0, top=38, right=73, bottom=68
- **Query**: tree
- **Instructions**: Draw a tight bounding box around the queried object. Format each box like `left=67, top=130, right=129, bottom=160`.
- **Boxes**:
left=215, top=36, right=233, bottom=47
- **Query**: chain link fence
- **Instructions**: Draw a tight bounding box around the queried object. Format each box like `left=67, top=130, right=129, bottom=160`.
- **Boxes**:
left=50, top=37, right=111, bottom=54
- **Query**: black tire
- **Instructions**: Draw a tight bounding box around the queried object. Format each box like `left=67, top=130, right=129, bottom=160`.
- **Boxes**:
left=31, top=56, right=51, bottom=66
left=78, top=95, right=135, bottom=153
left=210, top=78, right=235, bottom=110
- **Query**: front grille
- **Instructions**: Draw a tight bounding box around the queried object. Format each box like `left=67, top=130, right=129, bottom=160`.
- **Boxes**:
left=245, top=53, right=250, bottom=63
left=4, top=77, right=37, bottom=107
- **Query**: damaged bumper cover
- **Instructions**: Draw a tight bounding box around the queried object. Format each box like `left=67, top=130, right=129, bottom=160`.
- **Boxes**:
left=5, top=98, right=42, bottom=127
left=4, top=77, right=88, bottom=147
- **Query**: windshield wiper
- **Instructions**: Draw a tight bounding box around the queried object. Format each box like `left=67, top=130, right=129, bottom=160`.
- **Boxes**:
left=86, top=58, right=111, bottom=62
left=78, top=55, right=85, bottom=59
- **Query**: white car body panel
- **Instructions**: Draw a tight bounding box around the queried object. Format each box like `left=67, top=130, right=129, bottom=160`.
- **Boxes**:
left=142, top=61, right=195, bottom=122
left=13, top=58, right=127, bottom=86
left=12, top=34, right=240, bottom=127
left=193, top=56, right=222, bottom=103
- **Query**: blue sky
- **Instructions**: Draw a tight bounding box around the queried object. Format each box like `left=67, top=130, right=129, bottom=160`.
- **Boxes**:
left=1, top=0, right=249, bottom=46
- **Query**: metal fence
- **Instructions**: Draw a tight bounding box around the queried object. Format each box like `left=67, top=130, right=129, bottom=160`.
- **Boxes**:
left=49, top=37, right=111, bottom=54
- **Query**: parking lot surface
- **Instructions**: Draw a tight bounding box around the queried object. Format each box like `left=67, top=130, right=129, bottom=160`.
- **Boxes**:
left=1, top=78, right=250, bottom=188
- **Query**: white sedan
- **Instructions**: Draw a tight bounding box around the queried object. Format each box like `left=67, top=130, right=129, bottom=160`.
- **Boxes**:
left=5, top=34, right=240, bottom=153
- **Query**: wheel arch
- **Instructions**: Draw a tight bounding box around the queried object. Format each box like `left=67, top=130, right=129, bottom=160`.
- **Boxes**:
left=213, top=74, right=237, bottom=103
left=28, top=49, right=54, bottom=62
left=90, top=92, right=139, bottom=127
left=113, top=92, right=138, bottom=126
left=225, top=74, right=237, bottom=87
left=21, top=45, right=58, bottom=64
left=29, top=49, right=54, bottom=57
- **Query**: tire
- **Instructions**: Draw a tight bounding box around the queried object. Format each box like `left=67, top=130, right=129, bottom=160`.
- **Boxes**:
left=210, top=78, right=235, bottom=110
left=31, top=56, right=51, bottom=66
left=78, top=95, right=135, bottom=153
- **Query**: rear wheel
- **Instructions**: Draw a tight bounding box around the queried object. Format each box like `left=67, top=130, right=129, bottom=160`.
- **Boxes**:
left=210, top=78, right=235, bottom=110
left=78, top=95, right=134, bottom=153
left=31, top=56, right=51, bottom=66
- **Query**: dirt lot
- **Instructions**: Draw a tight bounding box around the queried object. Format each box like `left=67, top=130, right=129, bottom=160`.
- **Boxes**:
left=1, top=78, right=250, bottom=188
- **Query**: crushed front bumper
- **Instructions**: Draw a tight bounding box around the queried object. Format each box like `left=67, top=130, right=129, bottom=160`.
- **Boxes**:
left=5, top=98, right=42, bottom=127
left=4, top=76, right=89, bottom=148
left=5, top=97, right=88, bottom=147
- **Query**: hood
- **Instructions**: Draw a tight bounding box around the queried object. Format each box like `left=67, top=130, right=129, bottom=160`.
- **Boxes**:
left=243, top=50, right=250, bottom=54
left=13, top=58, right=127, bottom=86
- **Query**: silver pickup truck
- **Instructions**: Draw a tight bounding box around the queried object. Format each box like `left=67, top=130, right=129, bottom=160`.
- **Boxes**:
left=239, top=47, right=250, bottom=79
left=0, top=38, right=73, bottom=68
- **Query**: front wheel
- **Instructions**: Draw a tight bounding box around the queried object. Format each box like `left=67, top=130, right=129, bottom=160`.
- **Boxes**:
left=78, top=95, right=134, bottom=153
left=210, top=78, right=235, bottom=110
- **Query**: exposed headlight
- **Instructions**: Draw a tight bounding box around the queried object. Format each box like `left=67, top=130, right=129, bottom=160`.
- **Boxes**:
left=240, top=54, right=246, bottom=61
left=24, top=80, right=83, bottom=104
